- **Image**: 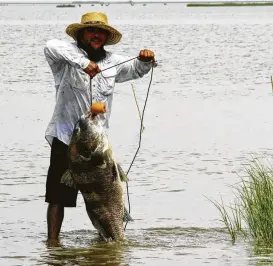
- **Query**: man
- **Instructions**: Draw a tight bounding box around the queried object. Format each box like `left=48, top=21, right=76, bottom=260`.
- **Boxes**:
left=44, top=12, right=155, bottom=240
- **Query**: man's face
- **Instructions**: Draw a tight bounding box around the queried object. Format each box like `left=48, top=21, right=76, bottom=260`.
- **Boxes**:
left=82, top=27, right=109, bottom=50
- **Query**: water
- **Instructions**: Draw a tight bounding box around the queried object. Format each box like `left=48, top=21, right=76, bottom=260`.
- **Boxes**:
left=1, top=3, right=273, bottom=265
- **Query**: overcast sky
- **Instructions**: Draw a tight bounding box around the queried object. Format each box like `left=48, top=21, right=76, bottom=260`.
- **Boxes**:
left=0, top=0, right=258, bottom=3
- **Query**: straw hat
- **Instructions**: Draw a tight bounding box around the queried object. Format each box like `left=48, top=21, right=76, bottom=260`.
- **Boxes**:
left=66, top=12, right=122, bottom=45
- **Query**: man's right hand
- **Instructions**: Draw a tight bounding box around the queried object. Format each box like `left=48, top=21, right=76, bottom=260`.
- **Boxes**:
left=83, top=61, right=101, bottom=78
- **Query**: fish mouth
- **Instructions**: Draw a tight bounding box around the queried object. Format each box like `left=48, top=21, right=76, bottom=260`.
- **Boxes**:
left=77, top=140, right=97, bottom=159
left=79, top=113, right=96, bottom=128
left=80, top=146, right=93, bottom=158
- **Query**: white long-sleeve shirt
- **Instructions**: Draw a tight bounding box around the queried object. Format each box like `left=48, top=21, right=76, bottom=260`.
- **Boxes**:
left=44, top=39, right=152, bottom=146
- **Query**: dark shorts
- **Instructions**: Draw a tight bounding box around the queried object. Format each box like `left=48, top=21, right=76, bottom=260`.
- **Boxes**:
left=45, top=137, right=78, bottom=207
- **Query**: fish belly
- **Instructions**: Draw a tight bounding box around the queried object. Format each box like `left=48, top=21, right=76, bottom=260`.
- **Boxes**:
left=73, top=166, right=125, bottom=241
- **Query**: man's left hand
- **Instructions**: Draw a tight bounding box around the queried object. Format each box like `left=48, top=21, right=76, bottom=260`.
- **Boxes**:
left=138, top=49, right=155, bottom=62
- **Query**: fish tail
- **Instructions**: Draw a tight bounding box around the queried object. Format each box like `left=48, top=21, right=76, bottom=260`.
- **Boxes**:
left=117, top=163, right=129, bottom=182
left=124, top=207, right=133, bottom=222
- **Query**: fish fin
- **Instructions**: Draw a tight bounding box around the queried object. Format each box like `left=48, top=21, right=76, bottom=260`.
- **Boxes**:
left=124, top=207, right=134, bottom=222
left=96, top=162, right=107, bottom=169
left=111, top=164, right=118, bottom=182
left=104, top=148, right=113, bottom=163
left=114, top=161, right=120, bottom=181
left=117, top=163, right=129, bottom=182
left=107, top=147, right=125, bottom=182
left=60, top=170, right=76, bottom=189
left=86, top=210, right=110, bottom=241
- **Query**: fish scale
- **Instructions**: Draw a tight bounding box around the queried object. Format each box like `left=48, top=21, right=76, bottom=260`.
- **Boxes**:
left=61, top=113, right=131, bottom=241
left=70, top=160, right=125, bottom=240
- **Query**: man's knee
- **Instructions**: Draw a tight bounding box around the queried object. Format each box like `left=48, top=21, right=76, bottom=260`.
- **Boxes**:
left=47, top=204, right=64, bottom=217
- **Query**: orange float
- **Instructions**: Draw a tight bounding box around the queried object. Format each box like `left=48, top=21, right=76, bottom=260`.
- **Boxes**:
left=90, top=102, right=106, bottom=115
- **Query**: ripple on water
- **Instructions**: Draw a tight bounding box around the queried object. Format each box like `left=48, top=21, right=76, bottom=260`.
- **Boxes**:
left=32, top=227, right=233, bottom=266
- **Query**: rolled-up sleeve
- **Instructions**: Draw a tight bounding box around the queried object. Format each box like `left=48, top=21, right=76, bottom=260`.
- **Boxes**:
left=114, top=55, right=152, bottom=83
left=44, top=39, right=90, bottom=69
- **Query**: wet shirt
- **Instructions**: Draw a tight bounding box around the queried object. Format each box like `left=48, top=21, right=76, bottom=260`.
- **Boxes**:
left=44, top=39, right=152, bottom=146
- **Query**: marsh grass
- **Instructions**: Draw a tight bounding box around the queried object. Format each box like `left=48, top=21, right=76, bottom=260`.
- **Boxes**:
left=209, top=197, right=244, bottom=244
left=211, top=158, right=273, bottom=246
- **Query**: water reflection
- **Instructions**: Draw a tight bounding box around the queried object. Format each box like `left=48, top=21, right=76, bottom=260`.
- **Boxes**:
left=250, top=244, right=273, bottom=266
left=43, top=234, right=129, bottom=266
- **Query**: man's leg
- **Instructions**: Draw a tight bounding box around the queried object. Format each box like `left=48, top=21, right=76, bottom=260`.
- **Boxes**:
left=45, top=138, right=78, bottom=240
left=47, top=203, right=64, bottom=240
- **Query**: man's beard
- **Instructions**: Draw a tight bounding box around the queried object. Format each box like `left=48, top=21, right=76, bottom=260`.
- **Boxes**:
left=77, top=38, right=106, bottom=63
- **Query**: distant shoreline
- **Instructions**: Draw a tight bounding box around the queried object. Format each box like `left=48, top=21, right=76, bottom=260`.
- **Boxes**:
left=187, top=2, right=273, bottom=6
left=1, top=1, right=273, bottom=6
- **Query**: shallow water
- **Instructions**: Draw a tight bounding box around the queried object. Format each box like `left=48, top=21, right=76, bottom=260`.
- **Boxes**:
left=1, top=3, right=273, bottom=265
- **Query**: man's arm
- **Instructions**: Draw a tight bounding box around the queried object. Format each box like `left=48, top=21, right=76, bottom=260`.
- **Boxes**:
left=115, top=49, right=155, bottom=83
left=44, top=39, right=90, bottom=69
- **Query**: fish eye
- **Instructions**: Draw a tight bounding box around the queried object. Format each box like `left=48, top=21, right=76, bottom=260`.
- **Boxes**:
left=74, top=122, right=81, bottom=133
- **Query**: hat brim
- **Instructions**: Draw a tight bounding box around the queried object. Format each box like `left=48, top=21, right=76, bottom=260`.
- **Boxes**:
left=66, top=23, right=122, bottom=45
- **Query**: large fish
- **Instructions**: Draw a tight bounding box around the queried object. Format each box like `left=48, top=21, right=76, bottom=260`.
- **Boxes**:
left=61, top=111, right=132, bottom=241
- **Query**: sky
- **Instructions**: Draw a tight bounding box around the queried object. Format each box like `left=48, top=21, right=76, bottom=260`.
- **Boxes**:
left=0, top=0, right=185, bottom=2
left=0, top=0, right=262, bottom=4
left=0, top=0, right=180, bottom=2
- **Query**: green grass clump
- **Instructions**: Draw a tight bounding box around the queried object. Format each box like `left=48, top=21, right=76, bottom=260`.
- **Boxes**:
left=211, top=158, right=273, bottom=246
